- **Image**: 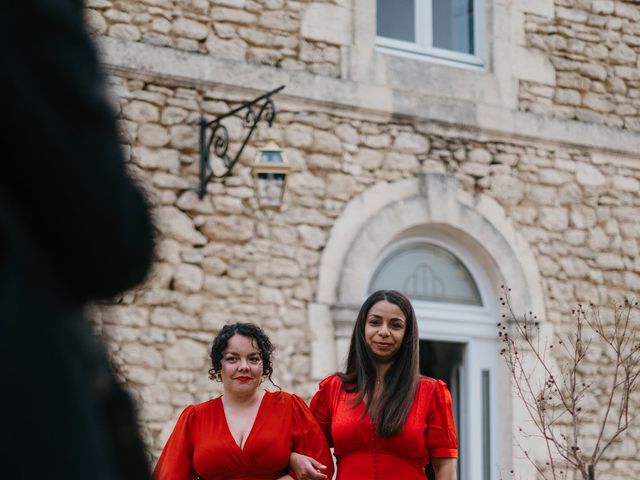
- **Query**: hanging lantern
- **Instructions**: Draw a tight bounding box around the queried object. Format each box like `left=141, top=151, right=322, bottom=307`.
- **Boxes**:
left=251, top=142, right=290, bottom=209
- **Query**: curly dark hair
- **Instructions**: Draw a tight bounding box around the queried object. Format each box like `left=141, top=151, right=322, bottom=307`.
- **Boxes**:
left=208, top=323, right=276, bottom=386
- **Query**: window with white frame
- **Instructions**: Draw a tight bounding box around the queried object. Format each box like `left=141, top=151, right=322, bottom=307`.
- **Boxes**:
left=376, top=0, right=484, bottom=67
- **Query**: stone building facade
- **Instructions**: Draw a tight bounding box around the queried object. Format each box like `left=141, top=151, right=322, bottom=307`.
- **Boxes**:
left=85, top=0, right=640, bottom=478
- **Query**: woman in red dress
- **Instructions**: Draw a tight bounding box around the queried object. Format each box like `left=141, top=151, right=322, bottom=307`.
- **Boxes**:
left=154, top=323, right=333, bottom=480
left=292, top=290, right=458, bottom=480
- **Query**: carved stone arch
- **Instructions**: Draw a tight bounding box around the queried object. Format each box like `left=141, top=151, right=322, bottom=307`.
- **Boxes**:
left=309, top=173, right=544, bottom=379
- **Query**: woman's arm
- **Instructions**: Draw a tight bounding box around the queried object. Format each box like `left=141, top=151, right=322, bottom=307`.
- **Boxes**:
left=432, top=458, right=457, bottom=480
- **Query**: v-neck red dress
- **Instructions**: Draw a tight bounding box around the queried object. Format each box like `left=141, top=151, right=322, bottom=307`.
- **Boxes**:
left=154, top=390, right=333, bottom=480
left=310, top=375, right=458, bottom=480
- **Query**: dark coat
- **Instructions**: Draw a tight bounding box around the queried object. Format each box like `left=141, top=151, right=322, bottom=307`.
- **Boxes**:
left=0, top=1, right=154, bottom=478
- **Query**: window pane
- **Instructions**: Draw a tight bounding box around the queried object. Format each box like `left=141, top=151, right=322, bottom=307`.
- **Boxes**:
left=369, top=243, right=482, bottom=305
left=433, top=0, right=474, bottom=54
left=377, top=0, right=415, bottom=43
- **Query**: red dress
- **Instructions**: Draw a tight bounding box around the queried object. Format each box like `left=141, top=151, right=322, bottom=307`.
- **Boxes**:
left=310, top=375, right=458, bottom=479
left=154, top=391, right=334, bottom=480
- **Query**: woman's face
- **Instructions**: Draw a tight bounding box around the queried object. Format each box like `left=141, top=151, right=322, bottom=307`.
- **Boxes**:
left=364, top=300, right=407, bottom=364
left=220, top=334, right=263, bottom=396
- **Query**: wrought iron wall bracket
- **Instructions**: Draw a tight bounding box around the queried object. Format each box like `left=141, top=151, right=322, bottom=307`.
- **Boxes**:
left=198, top=85, right=285, bottom=198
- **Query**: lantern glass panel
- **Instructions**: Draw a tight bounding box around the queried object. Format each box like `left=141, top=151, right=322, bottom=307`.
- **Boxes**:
left=259, top=150, right=284, bottom=164
left=256, top=172, right=285, bottom=207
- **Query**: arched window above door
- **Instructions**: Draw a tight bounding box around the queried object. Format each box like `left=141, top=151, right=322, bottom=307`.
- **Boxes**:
left=369, top=242, right=482, bottom=305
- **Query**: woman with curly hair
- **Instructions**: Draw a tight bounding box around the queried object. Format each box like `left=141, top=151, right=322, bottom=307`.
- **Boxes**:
left=155, top=323, right=333, bottom=480
left=291, top=290, right=458, bottom=480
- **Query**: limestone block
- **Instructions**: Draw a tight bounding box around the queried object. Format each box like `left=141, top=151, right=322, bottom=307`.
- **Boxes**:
left=467, top=148, right=491, bottom=164
left=169, top=125, right=198, bottom=151
left=490, top=175, right=524, bottom=205
left=109, top=23, right=142, bottom=41
left=259, top=10, right=297, bottom=32
left=528, top=185, right=557, bottom=206
left=558, top=182, right=582, bottom=204
left=326, top=173, right=359, bottom=200
left=334, top=123, right=360, bottom=145
left=620, top=222, right=640, bottom=238
left=287, top=172, right=326, bottom=196
left=585, top=43, right=608, bottom=60
left=312, top=130, right=343, bottom=155
left=201, top=309, right=229, bottom=332
left=460, top=161, right=489, bottom=178
left=212, top=0, right=246, bottom=7
left=363, top=133, right=391, bottom=149
left=557, top=7, right=589, bottom=22
left=538, top=254, right=560, bottom=275
left=152, top=172, right=190, bottom=189
left=258, top=286, right=284, bottom=304
left=213, top=196, right=245, bottom=214
left=101, top=305, right=150, bottom=327
left=615, top=2, right=640, bottom=21
left=155, top=206, right=207, bottom=245
left=138, top=124, right=170, bottom=147
left=579, top=63, right=608, bottom=80
left=105, top=9, right=132, bottom=23
left=612, top=175, right=639, bottom=191
left=172, top=18, right=209, bottom=40
left=151, top=17, right=172, bottom=34
left=297, top=225, right=327, bottom=250
left=154, top=242, right=180, bottom=269
left=576, top=163, right=606, bottom=186
left=560, top=257, right=589, bottom=278
left=384, top=152, right=419, bottom=172
left=118, top=344, right=163, bottom=369
left=539, top=207, right=569, bottom=231
left=610, top=42, right=637, bottom=64
left=173, top=264, right=204, bottom=293
left=85, top=10, right=108, bottom=35
left=353, top=149, right=383, bottom=170
left=285, top=123, right=314, bottom=148
left=592, top=1, right=615, bottom=15
left=582, top=92, right=615, bottom=112
left=148, top=262, right=174, bottom=289
left=210, top=7, right=257, bottom=24
left=202, top=216, right=254, bottom=242
left=86, top=0, right=110, bottom=7
left=554, top=88, right=582, bottom=106
left=164, top=338, right=208, bottom=369
left=614, top=66, right=640, bottom=80
left=307, top=154, right=341, bottom=171
left=177, top=191, right=214, bottom=214
left=393, top=132, right=430, bottom=154
left=596, top=253, right=625, bottom=269
left=151, top=307, right=200, bottom=330
left=162, top=106, right=189, bottom=126
left=588, top=227, right=610, bottom=250
left=122, top=100, right=160, bottom=123
left=301, top=4, right=350, bottom=45
left=270, top=225, right=298, bottom=244
left=564, top=229, right=586, bottom=245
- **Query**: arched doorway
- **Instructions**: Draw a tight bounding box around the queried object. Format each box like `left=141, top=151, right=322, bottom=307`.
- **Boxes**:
left=310, top=174, right=545, bottom=479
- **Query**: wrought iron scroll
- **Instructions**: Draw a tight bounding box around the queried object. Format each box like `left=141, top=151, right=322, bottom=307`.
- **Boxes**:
left=199, top=85, right=285, bottom=198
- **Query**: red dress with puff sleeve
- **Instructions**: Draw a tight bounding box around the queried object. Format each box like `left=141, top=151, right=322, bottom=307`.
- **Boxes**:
left=310, top=375, right=458, bottom=480
left=154, top=391, right=334, bottom=480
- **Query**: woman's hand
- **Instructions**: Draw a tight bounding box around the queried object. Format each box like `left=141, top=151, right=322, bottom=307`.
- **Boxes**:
left=432, top=458, right=457, bottom=480
left=289, top=452, right=329, bottom=480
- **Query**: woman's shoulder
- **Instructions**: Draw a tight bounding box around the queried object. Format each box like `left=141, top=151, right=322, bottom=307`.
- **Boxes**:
left=318, top=373, right=342, bottom=388
left=418, top=375, right=449, bottom=392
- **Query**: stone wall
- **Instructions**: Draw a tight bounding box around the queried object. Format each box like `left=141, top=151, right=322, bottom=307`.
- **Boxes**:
left=85, top=0, right=347, bottom=77
left=520, top=0, right=640, bottom=131
left=93, top=71, right=640, bottom=471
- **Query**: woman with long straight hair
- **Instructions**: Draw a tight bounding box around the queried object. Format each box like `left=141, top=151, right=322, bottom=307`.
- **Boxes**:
left=291, top=290, right=457, bottom=480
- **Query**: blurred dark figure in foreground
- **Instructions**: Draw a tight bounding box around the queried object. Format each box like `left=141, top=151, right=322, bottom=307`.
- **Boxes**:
left=0, top=0, right=154, bottom=478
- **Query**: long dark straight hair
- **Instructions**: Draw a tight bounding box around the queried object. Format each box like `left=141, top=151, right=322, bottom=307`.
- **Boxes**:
left=338, top=290, right=419, bottom=437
